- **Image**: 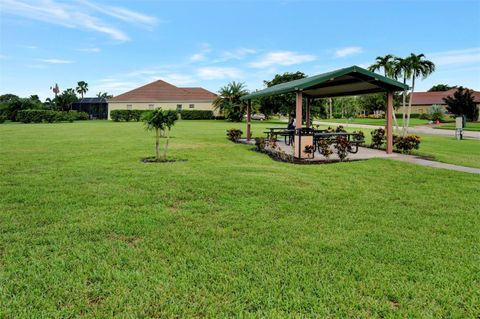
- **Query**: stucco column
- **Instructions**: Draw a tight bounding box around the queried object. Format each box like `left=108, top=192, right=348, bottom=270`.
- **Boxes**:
left=246, top=99, right=251, bottom=141
left=296, top=91, right=303, bottom=129
left=386, top=91, right=393, bottom=154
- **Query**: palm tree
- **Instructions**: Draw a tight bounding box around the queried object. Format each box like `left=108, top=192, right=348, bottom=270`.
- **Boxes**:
left=76, top=81, right=89, bottom=99
left=403, top=54, right=435, bottom=133
left=393, top=57, right=412, bottom=134
left=96, top=92, right=113, bottom=99
left=369, top=54, right=400, bottom=131
left=213, top=81, right=249, bottom=122
left=368, top=54, right=396, bottom=77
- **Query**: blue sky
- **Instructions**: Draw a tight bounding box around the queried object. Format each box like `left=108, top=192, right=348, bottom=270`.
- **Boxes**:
left=1, top=0, right=479, bottom=100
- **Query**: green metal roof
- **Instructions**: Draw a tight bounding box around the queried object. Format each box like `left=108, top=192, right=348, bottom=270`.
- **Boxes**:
left=241, top=65, right=409, bottom=100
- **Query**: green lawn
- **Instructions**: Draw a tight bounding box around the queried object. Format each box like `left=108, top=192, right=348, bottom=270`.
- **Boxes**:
left=1, top=120, right=479, bottom=317
left=435, top=122, right=480, bottom=132
left=316, top=117, right=431, bottom=127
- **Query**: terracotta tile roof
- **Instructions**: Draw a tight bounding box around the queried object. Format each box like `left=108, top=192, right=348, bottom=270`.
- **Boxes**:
left=109, top=80, right=216, bottom=102
left=410, top=89, right=480, bottom=105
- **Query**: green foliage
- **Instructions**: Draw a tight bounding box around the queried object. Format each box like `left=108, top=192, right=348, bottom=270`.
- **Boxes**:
left=317, top=139, right=333, bottom=158
left=226, top=128, right=243, bottom=142
left=0, top=95, right=44, bottom=121
left=371, top=128, right=386, bottom=148
left=76, top=81, right=89, bottom=98
left=428, top=105, right=444, bottom=122
left=334, top=136, right=351, bottom=161
left=254, top=137, right=266, bottom=152
left=16, top=109, right=88, bottom=123
left=428, top=84, right=455, bottom=92
left=110, top=110, right=147, bottom=122
left=55, top=89, right=78, bottom=111
left=213, top=82, right=248, bottom=122
left=368, top=54, right=396, bottom=77
left=357, top=93, right=387, bottom=113
left=180, top=110, right=214, bottom=120
left=143, top=109, right=178, bottom=132
left=394, top=135, right=421, bottom=154
left=443, top=87, right=479, bottom=121
left=335, top=125, right=346, bottom=133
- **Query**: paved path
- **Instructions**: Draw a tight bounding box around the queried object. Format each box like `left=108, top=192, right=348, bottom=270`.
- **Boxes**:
left=388, top=153, right=480, bottom=175
left=314, top=121, right=480, bottom=139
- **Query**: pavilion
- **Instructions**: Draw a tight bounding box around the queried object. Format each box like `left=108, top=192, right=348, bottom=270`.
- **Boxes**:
left=241, top=65, right=408, bottom=158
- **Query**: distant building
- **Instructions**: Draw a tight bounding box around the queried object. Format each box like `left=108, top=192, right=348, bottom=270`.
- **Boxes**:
left=108, top=80, right=217, bottom=119
left=398, top=89, right=480, bottom=117
left=71, top=97, right=108, bottom=119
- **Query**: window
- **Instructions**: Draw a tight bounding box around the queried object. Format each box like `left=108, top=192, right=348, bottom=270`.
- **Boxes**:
left=127, top=104, right=132, bottom=110
left=189, top=104, right=195, bottom=109
left=176, top=104, right=182, bottom=111
left=149, top=104, right=154, bottom=110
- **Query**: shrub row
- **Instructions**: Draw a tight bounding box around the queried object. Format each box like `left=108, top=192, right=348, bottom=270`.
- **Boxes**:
left=17, top=109, right=88, bottom=123
left=370, top=128, right=421, bottom=153
left=110, top=109, right=219, bottom=122
left=180, top=110, right=214, bottom=120
left=110, top=110, right=147, bottom=122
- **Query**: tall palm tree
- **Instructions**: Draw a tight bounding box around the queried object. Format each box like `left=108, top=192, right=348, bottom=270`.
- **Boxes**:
left=393, top=57, right=412, bottom=134
left=213, top=81, right=249, bottom=122
left=76, top=81, right=89, bottom=99
left=404, top=53, right=435, bottom=133
left=368, top=54, right=396, bottom=77
left=369, top=54, right=400, bottom=131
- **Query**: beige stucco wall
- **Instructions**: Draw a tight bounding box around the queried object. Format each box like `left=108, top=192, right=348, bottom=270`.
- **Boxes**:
left=108, top=101, right=217, bottom=119
left=397, top=104, right=447, bottom=114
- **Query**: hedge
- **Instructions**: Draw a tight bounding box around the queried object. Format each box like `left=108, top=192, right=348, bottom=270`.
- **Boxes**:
left=180, top=110, right=214, bottom=120
left=395, top=113, right=421, bottom=119
left=110, top=110, right=147, bottom=122
left=16, top=109, right=88, bottom=123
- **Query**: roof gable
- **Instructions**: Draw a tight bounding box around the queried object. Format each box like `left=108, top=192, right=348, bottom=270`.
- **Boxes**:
left=109, top=80, right=216, bottom=102
left=410, top=89, right=480, bottom=105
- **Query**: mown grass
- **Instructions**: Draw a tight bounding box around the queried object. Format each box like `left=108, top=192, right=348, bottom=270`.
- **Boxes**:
left=435, top=122, right=480, bottom=132
left=316, top=117, right=430, bottom=127
left=0, top=120, right=479, bottom=318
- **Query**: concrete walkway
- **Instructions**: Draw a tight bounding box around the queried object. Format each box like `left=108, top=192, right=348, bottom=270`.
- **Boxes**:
left=314, top=121, right=480, bottom=139
left=388, top=153, right=480, bottom=174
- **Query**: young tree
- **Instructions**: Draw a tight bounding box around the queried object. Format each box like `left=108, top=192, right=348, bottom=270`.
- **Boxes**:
left=403, top=53, right=435, bottom=134
left=143, top=109, right=178, bottom=161
left=56, top=89, right=78, bottom=111
left=76, top=81, right=89, bottom=99
left=213, top=81, right=248, bottom=122
left=443, top=87, right=478, bottom=121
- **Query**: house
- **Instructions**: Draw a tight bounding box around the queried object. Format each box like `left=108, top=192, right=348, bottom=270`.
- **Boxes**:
left=71, top=97, right=108, bottom=119
left=397, top=89, right=480, bottom=116
left=108, top=80, right=217, bottom=119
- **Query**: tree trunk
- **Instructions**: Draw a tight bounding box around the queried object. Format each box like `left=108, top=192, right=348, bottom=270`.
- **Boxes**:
left=155, top=128, right=160, bottom=161
left=405, top=76, right=415, bottom=136
left=401, top=77, right=407, bottom=136
left=328, top=98, right=333, bottom=119
left=163, top=129, right=170, bottom=160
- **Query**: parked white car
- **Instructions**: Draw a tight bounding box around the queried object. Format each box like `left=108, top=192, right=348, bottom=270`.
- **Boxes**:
left=250, top=113, right=266, bottom=121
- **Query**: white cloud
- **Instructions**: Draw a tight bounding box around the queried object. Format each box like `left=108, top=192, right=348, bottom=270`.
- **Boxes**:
left=190, top=53, right=206, bottom=62
left=197, top=67, right=242, bottom=80
left=428, top=48, right=480, bottom=66
left=78, top=47, right=101, bottom=53
left=0, top=0, right=157, bottom=41
left=249, top=51, right=316, bottom=68
left=155, top=73, right=195, bottom=85
left=335, top=46, right=363, bottom=58
left=218, top=48, right=257, bottom=61
left=39, top=59, right=73, bottom=64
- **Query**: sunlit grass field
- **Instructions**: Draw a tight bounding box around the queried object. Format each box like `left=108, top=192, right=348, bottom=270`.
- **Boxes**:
left=0, top=120, right=479, bottom=317
left=435, top=122, right=480, bottom=132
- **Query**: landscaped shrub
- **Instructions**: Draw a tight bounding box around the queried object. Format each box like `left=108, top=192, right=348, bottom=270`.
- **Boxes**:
left=419, top=113, right=430, bottom=120
left=371, top=128, right=386, bottom=148
left=16, top=109, right=89, bottom=123
left=318, top=139, right=333, bottom=158
left=226, top=128, right=243, bottom=142
left=0, top=114, right=6, bottom=123
left=394, top=135, right=421, bottom=154
left=110, top=110, right=147, bottom=122
left=334, top=136, right=351, bottom=161
left=304, top=145, right=315, bottom=158
left=254, top=137, right=266, bottom=151
left=180, top=110, right=214, bottom=120
left=332, top=113, right=342, bottom=119
left=428, top=105, right=444, bottom=122
left=335, top=125, right=346, bottom=133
